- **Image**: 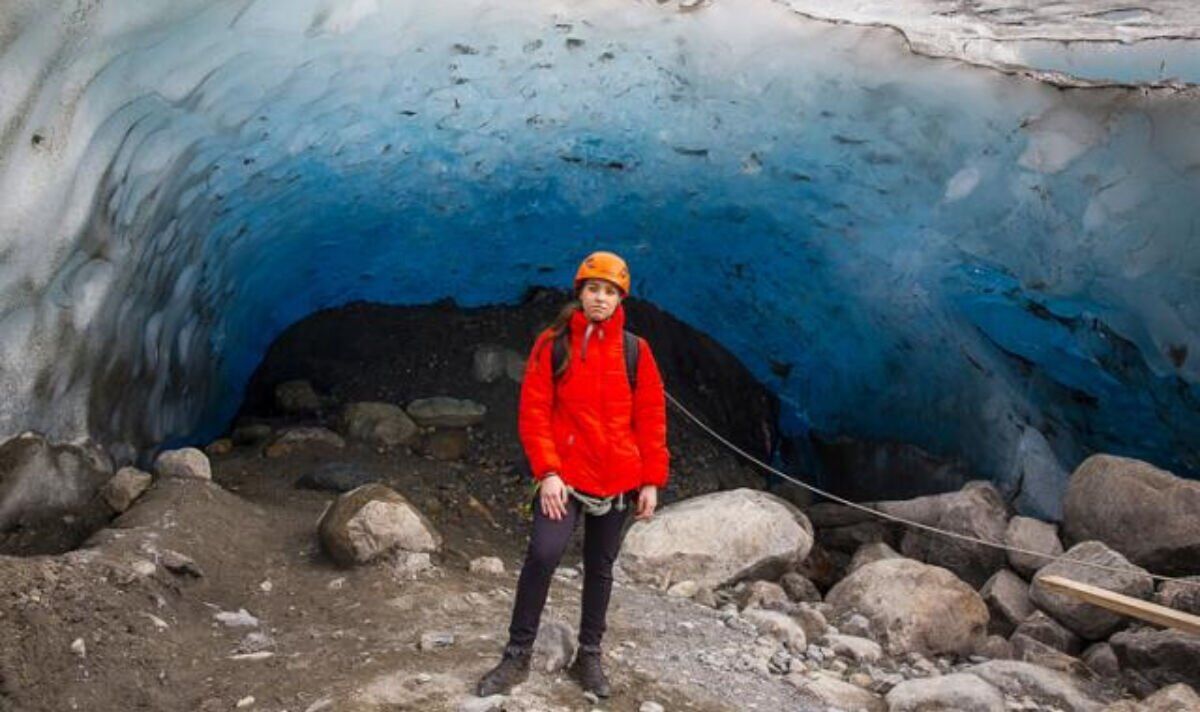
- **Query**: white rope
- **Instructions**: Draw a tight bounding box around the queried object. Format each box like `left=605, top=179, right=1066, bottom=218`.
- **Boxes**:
left=664, top=390, right=1200, bottom=589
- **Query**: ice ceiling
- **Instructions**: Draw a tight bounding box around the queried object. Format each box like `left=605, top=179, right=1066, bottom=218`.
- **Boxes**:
left=1, top=0, right=1198, bottom=518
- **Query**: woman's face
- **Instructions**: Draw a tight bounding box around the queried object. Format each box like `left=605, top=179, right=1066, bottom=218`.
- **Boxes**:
left=579, top=278, right=623, bottom=322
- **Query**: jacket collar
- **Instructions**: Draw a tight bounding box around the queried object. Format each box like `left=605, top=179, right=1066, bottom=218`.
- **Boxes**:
left=569, top=302, right=625, bottom=335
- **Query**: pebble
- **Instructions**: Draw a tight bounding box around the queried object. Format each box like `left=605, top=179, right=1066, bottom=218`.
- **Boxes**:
left=70, top=638, right=86, bottom=657
left=236, top=696, right=254, bottom=708
left=583, top=692, right=600, bottom=704
left=214, top=609, right=259, bottom=628
left=259, top=580, right=273, bottom=593
left=419, top=631, right=455, bottom=650
left=416, top=673, right=431, bottom=684
left=328, top=577, right=346, bottom=590
left=640, top=703, right=665, bottom=712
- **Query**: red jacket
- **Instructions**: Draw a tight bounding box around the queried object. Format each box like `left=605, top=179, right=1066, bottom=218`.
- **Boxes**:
left=518, top=303, right=669, bottom=496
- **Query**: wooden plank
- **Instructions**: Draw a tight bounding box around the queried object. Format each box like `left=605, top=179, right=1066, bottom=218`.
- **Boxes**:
left=1038, top=575, right=1200, bottom=636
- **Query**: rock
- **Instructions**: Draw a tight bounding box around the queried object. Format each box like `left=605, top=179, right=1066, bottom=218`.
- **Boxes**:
left=533, top=619, right=575, bottom=672
left=70, top=638, right=86, bottom=657
left=504, top=351, right=526, bottom=383
left=264, top=427, right=346, bottom=458
left=785, top=670, right=886, bottom=712
left=823, top=634, right=882, bottom=664
left=1063, top=454, right=1200, bottom=575
left=1154, top=576, right=1200, bottom=616
left=338, top=402, right=419, bottom=448
left=877, top=482, right=1009, bottom=588
left=391, top=552, right=435, bottom=578
left=826, top=558, right=988, bottom=656
left=472, top=345, right=507, bottom=383
left=421, top=428, right=469, bottom=461
left=153, top=447, right=211, bottom=480
left=1010, top=634, right=1090, bottom=676
left=848, top=541, right=902, bottom=574
left=418, top=631, right=454, bottom=650
left=886, top=673, right=1006, bottom=712
left=666, top=580, right=698, bottom=598
left=794, top=543, right=847, bottom=592
left=1030, top=541, right=1153, bottom=640
left=639, top=702, right=665, bottom=712
left=1109, top=628, right=1200, bottom=697
left=160, top=549, right=202, bottom=577
left=620, top=488, right=813, bottom=589
left=1005, top=516, right=1064, bottom=578
left=205, top=438, right=233, bottom=456
left=965, top=660, right=1113, bottom=712
left=976, top=635, right=1014, bottom=660
left=792, top=603, right=830, bottom=641
left=741, top=608, right=808, bottom=652
left=405, top=397, right=486, bottom=428
left=1014, top=611, right=1082, bottom=655
left=738, top=580, right=790, bottom=611
left=981, top=569, right=1034, bottom=636
left=215, top=608, right=259, bottom=628
left=318, top=483, right=442, bottom=566
left=236, top=631, right=275, bottom=654
left=231, top=424, right=272, bottom=445
left=460, top=696, right=506, bottom=712
left=468, top=556, right=505, bottom=576
left=101, top=466, right=153, bottom=512
left=274, top=379, right=321, bottom=414
left=296, top=463, right=379, bottom=493
left=1139, top=684, right=1200, bottom=712
left=840, top=612, right=873, bottom=639
left=236, top=695, right=255, bottom=708
left=780, top=572, right=822, bottom=603
left=1082, top=643, right=1119, bottom=678
left=819, top=521, right=897, bottom=554
left=693, top=585, right=718, bottom=608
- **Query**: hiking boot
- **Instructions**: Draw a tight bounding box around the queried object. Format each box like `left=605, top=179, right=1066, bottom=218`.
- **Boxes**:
left=476, top=644, right=532, bottom=697
left=568, top=644, right=611, bottom=698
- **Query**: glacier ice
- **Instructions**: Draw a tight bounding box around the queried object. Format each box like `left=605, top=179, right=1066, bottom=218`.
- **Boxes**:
left=0, top=0, right=1198, bottom=517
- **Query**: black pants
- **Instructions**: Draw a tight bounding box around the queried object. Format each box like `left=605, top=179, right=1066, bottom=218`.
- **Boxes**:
left=506, top=489, right=633, bottom=649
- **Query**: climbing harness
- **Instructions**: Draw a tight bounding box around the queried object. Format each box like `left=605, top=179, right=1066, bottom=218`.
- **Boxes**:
left=566, top=485, right=627, bottom=517
left=663, top=390, right=1200, bottom=590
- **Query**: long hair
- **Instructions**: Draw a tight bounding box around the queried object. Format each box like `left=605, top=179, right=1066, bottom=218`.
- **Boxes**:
left=540, top=298, right=580, bottom=378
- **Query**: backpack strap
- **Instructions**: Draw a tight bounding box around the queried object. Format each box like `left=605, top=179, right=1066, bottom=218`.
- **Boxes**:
left=550, top=327, right=641, bottom=394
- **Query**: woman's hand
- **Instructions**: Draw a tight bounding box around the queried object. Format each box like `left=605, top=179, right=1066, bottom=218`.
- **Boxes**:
left=539, top=474, right=570, bottom=521
left=635, top=485, right=658, bottom=520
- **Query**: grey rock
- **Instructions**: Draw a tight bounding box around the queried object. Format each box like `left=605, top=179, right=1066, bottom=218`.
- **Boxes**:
left=338, top=402, right=418, bottom=448
left=1014, top=610, right=1081, bottom=655
left=533, top=619, right=575, bottom=672
left=1005, top=516, right=1064, bottom=578
left=742, top=608, right=808, bottom=652
left=318, top=483, right=442, bottom=566
left=405, top=397, right=486, bottom=428
left=621, top=488, right=813, bottom=589
left=153, top=447, right=211, bottom=481
left=1030, top=541, right=1153, bottom=640
left=1154, top=576, right=1200, bottom=616
left=468, top=556, right=505, bottom=576
left=1109, top=627, right=1200, bottom=697
left=827, top=558, right=988, bottom=656
left=296, top=463, right=378, bottom=493
left=965, top=660, right=1113, bottom=712
left=785, top=670, right=886, bottom=712
left=976, top=635, right=1014, bottom=660
left=1081, top=643, right=1119, bottom=678
left=886, top=673, right=1006, bottom=712
left=418, top=631, right=454, bottom=650
left=264, top=427, right=345, bottom=458
left=1139, top=683, right=1200, bottom=712
left=780, top=572, right=822, bottom=603
left=823, top=634, right=882, bottom=664
left=792, top=603, right=830, bottom=641
left=848, top=541, right=902, bottom=574
left=1009, top=634, right=1090, bottom=676
left=1063, top=454, right=1200, bottom=575
left=160, top=549, right=202, bottom=577
left=101, top=466, right=152, bottom=512
left=980, top=569, right=1034, bottom=637
left=471, top=345, right=507, bottom=383
left=738, top=580, right=790, bottom=611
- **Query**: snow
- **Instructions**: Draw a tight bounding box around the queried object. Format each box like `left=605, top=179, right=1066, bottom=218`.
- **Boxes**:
left=1, top=0, right=1198, bottom=517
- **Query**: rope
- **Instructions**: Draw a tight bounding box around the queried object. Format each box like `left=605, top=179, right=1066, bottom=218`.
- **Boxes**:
left=664, top=390, right=1200, bottom=589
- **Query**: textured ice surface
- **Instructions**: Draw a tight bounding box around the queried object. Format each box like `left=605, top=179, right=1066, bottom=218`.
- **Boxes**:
left=1, top=0, right=1198, bottom=517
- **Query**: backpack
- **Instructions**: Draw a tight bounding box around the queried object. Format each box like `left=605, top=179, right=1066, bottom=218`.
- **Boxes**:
left=550, top=327, right=641, bottom=392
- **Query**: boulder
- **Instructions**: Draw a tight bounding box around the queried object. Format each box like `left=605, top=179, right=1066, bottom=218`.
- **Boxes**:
left=1063, top=454, right=1200, bottom=575
left=964, top=660, right=1114, bottom=712
left=296, top=463, right=379, bottom=493
left=886, top=673, right=1006, bottom=712
left=405, top=397, right=486, bottom=428
left=101, top=466, right=153, bottom=513
left=421, top=428, right=469, bottom=461
left=848, top=541, right=902, bottom=574
left=822, top=634, right=882, bottom=664
left=274, top=379, right=321, bottom=414
left=737, top=580, right=790, bottom=611
left=1013, top=610, right=1082, bottom=655
left=980, top=569, right=1034, bottom=636
left=154, top=447, right=211, bottom=480
left=620, top=488, right=813, bottom=589
left=876, top=482, right=1009, bottom=588
left=264, top=427, right=346, bottom=458
left=1139, top=684, right=1200, bottom=712
left=1005, top=516, right=1064, bottom=578
left=976, top=635, right=1014, bottom=660
left=1154, top=576, right=1200, bottom=616
left=1082, top=643, right=1119, bottom=678
left=1009, top=634, right=1090, bottom=676
left=785, top=670, right=885, bottom=712
left=779, top=572, right=822, bottom=603
left=740, top=608, right=807, bottom=652
left=1109, top=628, right=1200, bottom=697
left=338, top=402, right=418, bottom=448
left=792, top=603, right=830, bottom=641
left=318, top=484, right=442, bottom=566
left=825, top=557, right=988, bottom=656
left=1030, top=541, right=1154, bottom=640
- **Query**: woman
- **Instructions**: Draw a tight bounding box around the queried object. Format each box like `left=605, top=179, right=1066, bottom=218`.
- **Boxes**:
left=477, top=251, right=669, bottom=699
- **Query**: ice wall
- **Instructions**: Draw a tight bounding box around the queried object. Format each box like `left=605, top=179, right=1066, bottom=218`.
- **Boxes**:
left=1, top=0, right=1198, bottom=518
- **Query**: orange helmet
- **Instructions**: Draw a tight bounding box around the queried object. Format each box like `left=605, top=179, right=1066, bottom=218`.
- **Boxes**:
left=574, top=251, right=630, bottom=295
